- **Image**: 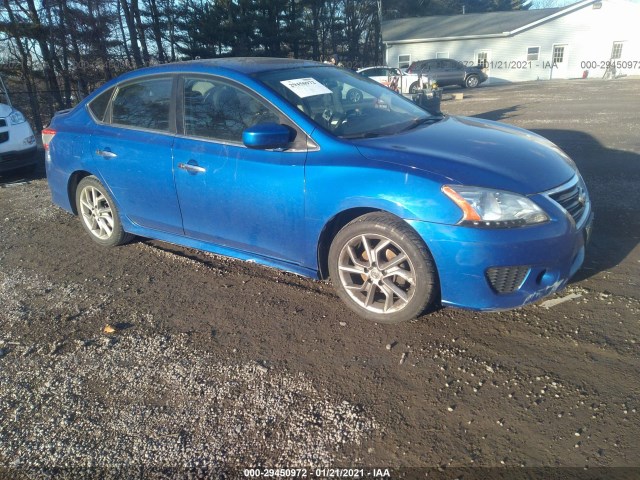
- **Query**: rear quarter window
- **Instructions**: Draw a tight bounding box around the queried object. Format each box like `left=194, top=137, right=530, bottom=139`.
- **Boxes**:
left=87, top=87, right=115, bottom=122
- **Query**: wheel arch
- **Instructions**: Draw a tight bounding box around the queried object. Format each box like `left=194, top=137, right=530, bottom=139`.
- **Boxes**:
left=67, top=170, right=94, bottom=215
left=316, top=207, right=440, bottom=285
left=317, top=207, right=380, bottom=280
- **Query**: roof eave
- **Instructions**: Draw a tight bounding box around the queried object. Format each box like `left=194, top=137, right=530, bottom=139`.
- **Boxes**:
left=384, top=32, right=507, bottom=46
left=510, top=0, right=597, bottom=35
left=383, top=0, right=598, bottom=46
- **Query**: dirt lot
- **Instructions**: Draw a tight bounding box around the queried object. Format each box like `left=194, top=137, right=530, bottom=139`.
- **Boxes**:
left=1, top=78, right=639, bottom=479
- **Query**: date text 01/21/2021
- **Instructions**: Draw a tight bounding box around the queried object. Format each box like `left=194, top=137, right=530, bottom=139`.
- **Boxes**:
left=460, top=60, right=557, bottom=69
left=243, top=468, right=391, bottom=478
left=460, top=59, right=639, bottom=70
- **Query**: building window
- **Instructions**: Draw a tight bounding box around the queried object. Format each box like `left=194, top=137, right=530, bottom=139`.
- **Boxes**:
left=552, top=46, right=565, bottom=64
left=477, top=51, right=489, bottom=68
left=436, top=52, right=449, bottom=58
left=398, top=54, right=411, bottom=69
left=527, top=47, right=540, bottom=61
left=611, top=42, right=623, bottom=59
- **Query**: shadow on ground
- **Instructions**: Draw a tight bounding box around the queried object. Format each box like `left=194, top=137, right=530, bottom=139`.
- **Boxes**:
left=532, top=129, right=640, bottom=282
left=0, top=149, right=46, bottom=186
left=470, top=105, right=522, bottom=121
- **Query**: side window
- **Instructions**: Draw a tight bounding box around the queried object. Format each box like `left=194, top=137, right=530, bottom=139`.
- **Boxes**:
left=88, top=87, right=114, bottom=122
left=182, top=77, right=280, bottom=143
left=111, top=77, right=172, bottom=131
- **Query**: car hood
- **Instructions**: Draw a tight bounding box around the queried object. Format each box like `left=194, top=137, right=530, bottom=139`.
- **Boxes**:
left=0, top=103, right=13, bottom=118
left=353, top=115, right=577, bottom=194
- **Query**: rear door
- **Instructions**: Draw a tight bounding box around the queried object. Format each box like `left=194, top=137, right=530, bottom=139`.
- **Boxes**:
left=440, top=60, right=463, bottom=86
left=90, top=75, right=184, bottom=234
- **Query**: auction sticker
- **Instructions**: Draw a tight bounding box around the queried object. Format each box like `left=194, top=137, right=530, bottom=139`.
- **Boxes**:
left=281, top=78, right=332, bottom=98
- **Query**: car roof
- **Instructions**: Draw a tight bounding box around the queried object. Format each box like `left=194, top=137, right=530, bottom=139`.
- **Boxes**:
left=82, top=57, right=338, bottom=107
left=412, top=58, right=461, bottom=64
left=128, top=57, right=324, bottom=77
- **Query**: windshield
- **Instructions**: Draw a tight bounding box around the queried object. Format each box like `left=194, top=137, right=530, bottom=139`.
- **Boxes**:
left=253, top=66, right=438, bottom=139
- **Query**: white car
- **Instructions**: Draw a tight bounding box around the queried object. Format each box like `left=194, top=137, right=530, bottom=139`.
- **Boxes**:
left=0, top=101, right=38, bottom=175
left=357, top=66, right=427, bottom=95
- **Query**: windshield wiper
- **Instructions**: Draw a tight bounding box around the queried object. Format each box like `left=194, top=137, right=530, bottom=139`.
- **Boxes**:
left=342, top=132, right=385, bottom=139
left=401, top=115, right=443, bottom=132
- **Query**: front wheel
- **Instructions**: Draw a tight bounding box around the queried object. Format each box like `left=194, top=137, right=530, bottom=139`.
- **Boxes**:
left=465, top=75, right=480, bottom=88
left=75, top=176, right=133, bottom=247
left=408, top=81, right=421, bottom=94
left=328, top=212, right=438, bottom=323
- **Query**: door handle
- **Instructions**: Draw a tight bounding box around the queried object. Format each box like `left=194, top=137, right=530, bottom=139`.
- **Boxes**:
left=96, top=149, right=117, bottom=159
left=178, top=162, right=206, bottom=174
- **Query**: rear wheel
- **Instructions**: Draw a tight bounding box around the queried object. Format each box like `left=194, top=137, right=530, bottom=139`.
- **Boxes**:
left=465, top=75, right=480, bottom=88
left=409, top=81, right=421, bottom=94
left=328, top=212, right=438, bottom=323
left=75, top=176, right=133, bottom=247
left=346, top=88, right=363, bottom=103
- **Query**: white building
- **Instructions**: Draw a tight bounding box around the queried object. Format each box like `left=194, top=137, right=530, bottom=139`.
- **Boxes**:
left=382, top=0, right=640, bottom=83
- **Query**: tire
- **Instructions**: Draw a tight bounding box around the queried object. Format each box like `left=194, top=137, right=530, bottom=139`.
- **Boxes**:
left=409, top=81, right=420, bottom=94
left=346, top=88, right=363, bottom=103
left=328, top=212, right=438, bottom=324
left=465, top=75, right=479, bottom=88
left=75, top=176, right=133, bottom=247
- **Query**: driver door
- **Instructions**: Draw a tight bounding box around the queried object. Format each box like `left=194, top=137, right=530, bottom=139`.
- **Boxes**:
left=172, top=76, right=308, bottom=264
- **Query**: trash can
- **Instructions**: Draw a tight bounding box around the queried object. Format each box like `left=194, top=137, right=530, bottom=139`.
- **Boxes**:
left=413, top=88, right=443, bottom=115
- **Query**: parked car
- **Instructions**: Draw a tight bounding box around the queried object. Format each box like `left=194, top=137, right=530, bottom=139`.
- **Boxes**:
left=43, top=58, right=592, bottom=323
left=407, top=59, right=488, bottom=88
left=0, top=77, right=38, bottom=174
left=356, top=66, right=425, bottom=95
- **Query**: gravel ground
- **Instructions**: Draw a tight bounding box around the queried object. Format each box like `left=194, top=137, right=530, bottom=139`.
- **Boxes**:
left=1, top=78, right=639, bottom=479
left=0, top=262, right=375, bottom=476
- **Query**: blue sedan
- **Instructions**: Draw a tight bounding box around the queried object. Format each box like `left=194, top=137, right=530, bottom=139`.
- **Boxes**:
left=43, top=58, right=593, bottom=323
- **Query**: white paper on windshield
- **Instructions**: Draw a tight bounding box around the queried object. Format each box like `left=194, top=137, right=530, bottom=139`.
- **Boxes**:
left=280, top=78, right=332, bottom=98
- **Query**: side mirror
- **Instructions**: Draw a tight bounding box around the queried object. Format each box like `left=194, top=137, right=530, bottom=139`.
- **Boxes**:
left=242, top=122, right=291, bottom=150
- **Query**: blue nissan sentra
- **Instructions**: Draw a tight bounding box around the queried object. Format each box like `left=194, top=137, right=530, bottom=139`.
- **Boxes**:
left=43, top=58, right=593, bottom=323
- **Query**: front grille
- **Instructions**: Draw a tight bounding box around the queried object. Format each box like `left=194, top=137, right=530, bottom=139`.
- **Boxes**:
left=0, top=131, right=8, bottom=144
left=548, top=180, right=587, bottom=225
left=0, top=119, right=7, bottom=127
left=486, top=266, right=530, bottom=294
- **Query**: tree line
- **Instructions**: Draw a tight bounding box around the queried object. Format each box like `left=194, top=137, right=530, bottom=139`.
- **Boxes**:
left=0, top=0, right=531, bottom=130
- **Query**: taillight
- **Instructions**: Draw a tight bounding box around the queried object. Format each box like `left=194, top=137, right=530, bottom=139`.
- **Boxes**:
left=41, top=128, right=56, bottom=151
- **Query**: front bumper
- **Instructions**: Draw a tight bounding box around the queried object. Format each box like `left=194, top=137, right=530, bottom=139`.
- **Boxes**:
left=408, top=207, right=593, bottom=311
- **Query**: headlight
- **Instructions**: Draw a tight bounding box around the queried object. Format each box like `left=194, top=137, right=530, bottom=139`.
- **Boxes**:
left=9, top=110, right=26, bottom=125
left=442, top=185, right=549, bottom=228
